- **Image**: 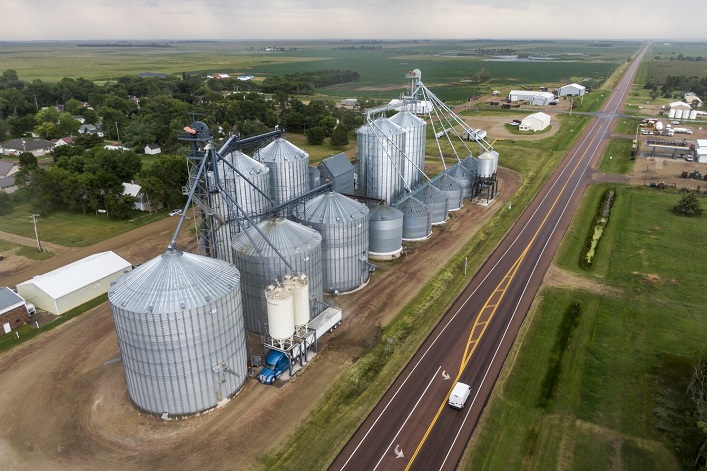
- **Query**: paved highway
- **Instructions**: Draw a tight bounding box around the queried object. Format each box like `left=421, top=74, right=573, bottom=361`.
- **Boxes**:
left=331, top=44, right=649, bottom=471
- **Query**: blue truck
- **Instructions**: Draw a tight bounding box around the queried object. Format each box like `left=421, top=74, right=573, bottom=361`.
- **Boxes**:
left=258, top=350, right=291, bottom=385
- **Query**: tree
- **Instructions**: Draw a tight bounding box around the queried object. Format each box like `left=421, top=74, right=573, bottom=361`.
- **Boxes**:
left=18, top=152, right=37, bottom=168
left=138, top=154, right=188, bottom=208
left=650, top=90, right=660, bottom=100
left=674, top=193, right=703, bottom=217
left=306, top=126, right=326, bottom=145
left=0, top=88, right=31, bottom=118
left=329, top=124, right=349, bottom=148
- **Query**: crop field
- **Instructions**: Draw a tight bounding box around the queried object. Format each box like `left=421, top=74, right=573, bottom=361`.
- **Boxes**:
left=464, top=185, right=707, bottom=470
left=0, top=40, right=632, bottom=102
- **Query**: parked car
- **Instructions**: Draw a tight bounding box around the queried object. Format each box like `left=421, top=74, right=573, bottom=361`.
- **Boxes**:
left=169, top=209, right=183, bottom=217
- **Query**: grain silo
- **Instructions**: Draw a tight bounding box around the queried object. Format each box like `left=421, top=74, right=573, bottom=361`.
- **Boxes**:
left=253, top=138, right=309, bottom=207
left=449, top=162, right=475, bottom=199
left=434, top=174, right=463, bottom=211
left=397, top=196, right=432, bottom=241
left=232, top=217, right=323, bottom=334
left=368, top=204, right=404, bottom=260
left=265, top=284, right=295, bottom=347
left=357, top=117, right=406, bottom=204
left=389, top=110, right=426, bottom=189
left=293, top=191, right=369, bottom=294
left=415, top=184, right=449, bottom=225
left=210, top=150, right=272, bottom=264
left=477, top=152, right=495, bottom=179
left=108, top=248, right=247, bottom=417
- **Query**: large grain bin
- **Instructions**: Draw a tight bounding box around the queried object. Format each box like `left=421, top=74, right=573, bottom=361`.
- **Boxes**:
left=397, top=196, right=432, bottom=241
left=108, top=248, right=247, bottom=417
left=357, top=117, right=406, bottom=204
left=434, top=174, right=463, bottom=211
left=389, top=110, right=426, bottom=189
left=368, top=204, right=404, bottom=260
left=253, top=138, right=309, bottom=207
left=293, top=191, right=369, bottom=294
left=415, top=184, right=448, bottom=225
left=232, top=217, right=323, bottom=334
left=449, top=162, right=475, bottom=199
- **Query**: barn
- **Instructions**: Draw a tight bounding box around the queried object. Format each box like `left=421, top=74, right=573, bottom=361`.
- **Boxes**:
left=519, top=112, right=551, bottom=132
left=558, top=83, right=586, bottom=97
left=16, top=251, right=132, bottom=315
left=508, top=91, right=555, bottom=106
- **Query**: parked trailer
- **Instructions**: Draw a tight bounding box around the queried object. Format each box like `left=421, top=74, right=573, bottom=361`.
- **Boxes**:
left=672, top=127, right=693, bottom=134
left=308, top=306, right=342, bottom=340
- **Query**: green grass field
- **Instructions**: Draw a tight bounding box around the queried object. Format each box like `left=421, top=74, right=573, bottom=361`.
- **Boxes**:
left=597, top=139, right=636, bottom=174
left=463, top=185, right=707, bottom=470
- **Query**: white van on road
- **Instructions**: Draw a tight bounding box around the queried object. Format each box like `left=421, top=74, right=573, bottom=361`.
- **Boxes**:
left=448, top=382, right=472, bottom=409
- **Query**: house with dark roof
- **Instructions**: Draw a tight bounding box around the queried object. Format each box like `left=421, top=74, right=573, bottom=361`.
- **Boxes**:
left=318, top=152, right=355, bottom=194
left=0, top=139, right=55, bottom=157
left=0, top=160, right=20, bottom=192
left=144, top=143, right=161, bottom=155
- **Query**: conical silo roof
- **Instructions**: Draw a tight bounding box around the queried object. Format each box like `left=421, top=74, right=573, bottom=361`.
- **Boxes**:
left=254, top=137, right=308, bottom=163
left=296, top=191, right=369, bottom=224
left=233, top=217, right=321, bottom=257
left=398, top=196, right=432, bottom=241
left=109, top=248, right=240, bottom=313
left=357, top=117, right=405, bottom=136
left=414, top=184, right=448, bottom=225
left=389, top=110, right=425, bottom=128
left=434, top=174, right=463, bottom=211
left=225, top=150, right=269, bottom=177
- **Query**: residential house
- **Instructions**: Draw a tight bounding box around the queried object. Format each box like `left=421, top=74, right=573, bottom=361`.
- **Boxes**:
left=0, top=287, right=31, bottom=335
left=0, top=159, right=20, bottom=192
left=144, top=143, right=161, bottom=155
left=122, top=182, right=162, bottom=212
left=0, top=138, right=55, bottom=157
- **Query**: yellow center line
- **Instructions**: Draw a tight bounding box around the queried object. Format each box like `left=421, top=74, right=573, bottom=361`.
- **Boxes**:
left=404, top=117, right=603, bottom=470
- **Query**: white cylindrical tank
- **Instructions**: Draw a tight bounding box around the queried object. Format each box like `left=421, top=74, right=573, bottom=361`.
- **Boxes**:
left=675, top=109, right=684, bottom=119
left=357, top=117, right=406, bottom=204
left=389, top=110, right=426, bottom=189
left=265, top=284, right=295, bottom=344
left=668, top=108, right=676, bottom=119
left=655, top=121, right=664, bottom=131
left=477, top=153, right=495, bottom=179
left=283, top=273, right=310, bottom=334
left=689, top=109, right=698, bottom=120
left=368, top=204, right=404, bottom=260
left=108, top=248, right=247, bottom=417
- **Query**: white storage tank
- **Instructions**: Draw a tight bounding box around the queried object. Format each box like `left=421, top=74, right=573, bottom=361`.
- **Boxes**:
left=397, top=196, right=432, bottom=241
left=668, top=108, right=676, bottom=119
left=357, top=117, right=406, bottom=204
left=232, top=217, right=323, bottom=334
left=283, top=274, right=310, bottom=335
left=368, top=204, right=404, bottom=260
left=389, top=110, right=426, bottom=189
left=293, top=191, right=370, bottom=294
left=477, top=152, right=495, bottom=179
left=108, top=248, right=247, bottom=417
left=689, top=109, right=698, bottom=120
left=434, top=174, right=463, bottom=211
left=253, top=138, right=309, bottom=208
left=674, top=109, right=683, bottom=119
left=415, top=184, right=449, bottom=225
left=265, top=284, right=295, bottom=345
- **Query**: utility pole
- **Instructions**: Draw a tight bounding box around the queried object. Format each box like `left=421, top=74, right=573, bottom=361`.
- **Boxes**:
left=29, top=214, right=42, bottom=252
left=115, top=122, right=121, bottom=142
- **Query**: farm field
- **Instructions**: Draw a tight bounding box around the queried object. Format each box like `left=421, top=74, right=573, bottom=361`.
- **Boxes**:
left=462, top=184, right=707, bottom=470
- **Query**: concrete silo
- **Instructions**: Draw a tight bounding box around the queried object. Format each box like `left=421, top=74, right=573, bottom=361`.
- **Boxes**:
left=253, top=138, right=309, bottom=207
left=357, top=117, right=407, bottom=204
left=231, top=217, right=323, bottom=334
left=293, top=191, right=369, bottom=294
left=368, top=204, right=404, bottom=260
left=108, top=248, right=247, bottom=417
left=389, top=110, right=426, bottom=189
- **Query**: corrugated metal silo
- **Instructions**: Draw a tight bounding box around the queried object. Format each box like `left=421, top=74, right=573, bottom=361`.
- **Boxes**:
left=389, top=110, right=426, bottom=189
left=368, top=204, right=404, bottom=260
left=434, top=174, right=463, bottom=211
left=449, top=163, right=475, bottom=199
left=253, top=138, right=309, bottom=207
left=357, top=117, right=406, bottom=204
left=232, top=217, right=323, bottom=334
left=293, top=191, right=370, bottom=294
left=108, top=248, right=247, bottom=417
left=398, top=196, right=432, bottom=241
left=210, top=150, right=272, bottom=263
left=415, top=184, right=449, bottom=225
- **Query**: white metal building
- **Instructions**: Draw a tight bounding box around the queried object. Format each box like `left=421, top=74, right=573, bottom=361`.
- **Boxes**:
left=669, top=101, right=692, bottom=119
left=17, top=251, right=132, bottom=315
left=558, top=83, right=586, bottom=97
left=508, top=91, right=555, bottom=106
left=695, top=140, right=707, bottom=163
left=519, top=112, right=551, bottom=132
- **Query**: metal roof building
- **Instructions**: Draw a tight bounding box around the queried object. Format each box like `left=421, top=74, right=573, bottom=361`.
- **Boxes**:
left=520, top=112, right=551, bottom=132
left=17, top=251, right=132, bottom=315
left=318, top=153, right=355, bottom=194
left=508, top=91, right=555, bottom=106
left=558, top=83, right=586, bottom=97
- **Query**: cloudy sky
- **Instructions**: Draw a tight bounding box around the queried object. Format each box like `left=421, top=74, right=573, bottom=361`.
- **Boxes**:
left=3, top=0, right=707, bottom=41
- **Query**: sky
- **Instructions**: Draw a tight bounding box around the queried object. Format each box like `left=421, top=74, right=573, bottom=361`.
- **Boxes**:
left=2, top=0, right=707, bottom=41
